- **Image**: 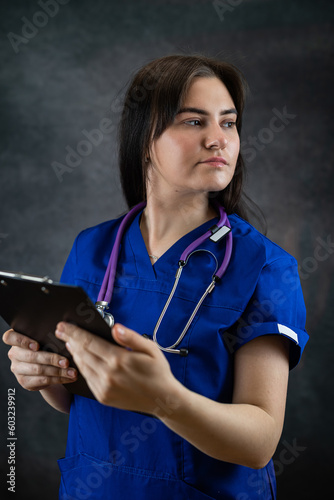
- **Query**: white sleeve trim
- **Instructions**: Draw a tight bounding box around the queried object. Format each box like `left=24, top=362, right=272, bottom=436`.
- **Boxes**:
left=277, top=324, right=299, bottom=344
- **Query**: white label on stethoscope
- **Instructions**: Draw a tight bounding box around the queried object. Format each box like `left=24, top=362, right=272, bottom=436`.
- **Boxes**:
left=209, top=225, right=231, bottom=243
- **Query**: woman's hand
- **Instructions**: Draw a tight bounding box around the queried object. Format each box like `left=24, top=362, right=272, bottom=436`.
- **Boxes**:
left=55, top=322, right=180, bottom=415
left=53, top=323, right=290, bottom=468
left=2, top=329, right=78, bottom=391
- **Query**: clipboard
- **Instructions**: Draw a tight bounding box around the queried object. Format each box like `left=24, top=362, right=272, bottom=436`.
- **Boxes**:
left=0, top=271, right=117, bottom=399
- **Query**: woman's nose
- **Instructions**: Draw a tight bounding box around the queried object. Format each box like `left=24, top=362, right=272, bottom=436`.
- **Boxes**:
left=204, top=123, right=228, bottom=149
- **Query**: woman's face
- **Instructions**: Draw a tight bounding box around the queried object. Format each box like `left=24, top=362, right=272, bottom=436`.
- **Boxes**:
left=147, top=76, right=240, bottom=198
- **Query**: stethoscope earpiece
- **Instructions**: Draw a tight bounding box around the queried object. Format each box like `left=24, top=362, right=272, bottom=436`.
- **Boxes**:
left=178, top=348, right=189, bottom=357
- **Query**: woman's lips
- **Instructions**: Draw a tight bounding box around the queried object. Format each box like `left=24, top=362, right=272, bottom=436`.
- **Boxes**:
left=200, top=156, right=228, bottom=167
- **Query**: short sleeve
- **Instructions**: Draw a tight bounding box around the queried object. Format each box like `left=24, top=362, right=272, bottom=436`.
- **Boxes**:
left=224, top=257, right=309, bottom=369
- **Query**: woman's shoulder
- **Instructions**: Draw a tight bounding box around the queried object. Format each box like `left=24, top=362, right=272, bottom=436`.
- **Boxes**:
left=229, top=213, right=297, bottom=268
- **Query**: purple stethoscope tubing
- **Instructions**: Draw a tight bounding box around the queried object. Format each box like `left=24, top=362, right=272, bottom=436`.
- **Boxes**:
left=98, top=200, right=232, bottom=305
left=97, top=201, right=146, bottom=304
left=96, top=201, right=232, bottom=318
left=179, top=202, right=232, bottom=279
left=96, top=201, right=232, bottom=354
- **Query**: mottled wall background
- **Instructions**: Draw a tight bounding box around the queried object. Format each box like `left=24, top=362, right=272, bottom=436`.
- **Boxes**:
left=0, top=0, right=333, bottom=498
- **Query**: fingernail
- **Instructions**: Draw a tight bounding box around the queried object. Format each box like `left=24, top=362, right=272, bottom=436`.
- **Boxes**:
left=67, top=369, right=76, bottom=378
left=29, top=342, right=38, bottom=351
left=56, top=323, right=65, bottom=332
left=55, top=329, right=65, bottom=339
left=59, top=359, right=67, bottom=367
left=117, top=326, right=126, bottom=336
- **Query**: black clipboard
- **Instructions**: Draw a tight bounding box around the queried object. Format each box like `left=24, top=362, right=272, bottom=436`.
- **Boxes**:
left=0, top=271, right=117, bottom=399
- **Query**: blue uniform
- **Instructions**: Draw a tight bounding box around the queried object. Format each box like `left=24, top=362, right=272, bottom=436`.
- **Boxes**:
left=58, top=209, right=308, bottom=499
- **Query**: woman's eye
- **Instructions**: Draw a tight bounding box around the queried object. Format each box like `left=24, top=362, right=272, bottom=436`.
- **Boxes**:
left=184, top=119, right=201, bottom=126
left=223, top=121, right=237, bottom=128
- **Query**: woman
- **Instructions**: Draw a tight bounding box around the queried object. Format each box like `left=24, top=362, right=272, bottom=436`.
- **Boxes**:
left=3, top=55, right=308, bottom=499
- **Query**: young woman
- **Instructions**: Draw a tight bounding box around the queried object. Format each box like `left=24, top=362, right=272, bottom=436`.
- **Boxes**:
left=3, top=55, right=308, bottom=499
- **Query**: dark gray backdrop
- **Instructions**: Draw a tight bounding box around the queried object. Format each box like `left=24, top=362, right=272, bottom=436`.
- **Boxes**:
left=1, top=0, right=333, bottom=498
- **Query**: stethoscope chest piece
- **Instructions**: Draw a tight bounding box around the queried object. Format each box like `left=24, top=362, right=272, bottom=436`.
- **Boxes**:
left=95, top=301, right=115, bottom=327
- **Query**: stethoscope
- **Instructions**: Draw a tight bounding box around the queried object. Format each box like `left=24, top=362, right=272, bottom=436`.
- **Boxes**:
left=95, top=201, right=233, bottom=356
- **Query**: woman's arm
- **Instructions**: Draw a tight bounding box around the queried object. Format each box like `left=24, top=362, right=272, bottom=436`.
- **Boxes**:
left=55, top=322, right=289, bottom=468
left=159, top=335, right=289, bottom=469
left=39, top=385, right=72, bottom=414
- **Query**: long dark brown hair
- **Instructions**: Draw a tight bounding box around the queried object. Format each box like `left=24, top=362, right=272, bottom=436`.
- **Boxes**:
left=118, top=54, right=251, bottom=220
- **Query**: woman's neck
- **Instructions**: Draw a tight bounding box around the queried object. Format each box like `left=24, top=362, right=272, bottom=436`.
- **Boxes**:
left=140, top=193, right=217, bottom=260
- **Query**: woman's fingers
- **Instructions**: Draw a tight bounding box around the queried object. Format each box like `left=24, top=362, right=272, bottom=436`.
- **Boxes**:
left=55, top=322, right=158, bottom=358
left=55, top=322, right=112, bottom=384
left=8, top=345, right=69, bottom=368
left=2, top=329, right=39, bottom=351
left=3, top=329, right=78, bottom=391
left=15, top=373, right=78, bottom=391
left=10, top=356, right=78, bottom=391
left=112, top=324, right=158, bottom=356
left=53, top=321, right=174, bottom=411
left=10, top=359, right=76, bottom=379
left=55, top=322, right=123, bottom=359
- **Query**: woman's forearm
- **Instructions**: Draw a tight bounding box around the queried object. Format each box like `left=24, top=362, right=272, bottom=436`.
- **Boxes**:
left=40, top=385, right=72, bottom=414
left=157, top=382, right=279, bottom=469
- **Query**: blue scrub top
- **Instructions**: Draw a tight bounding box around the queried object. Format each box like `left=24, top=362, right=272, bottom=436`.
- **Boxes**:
left=58, top=208, right=308, bottom=500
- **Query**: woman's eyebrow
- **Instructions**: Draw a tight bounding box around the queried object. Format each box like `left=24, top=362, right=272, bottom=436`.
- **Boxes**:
left=176, top=106, right=238, bottom=116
